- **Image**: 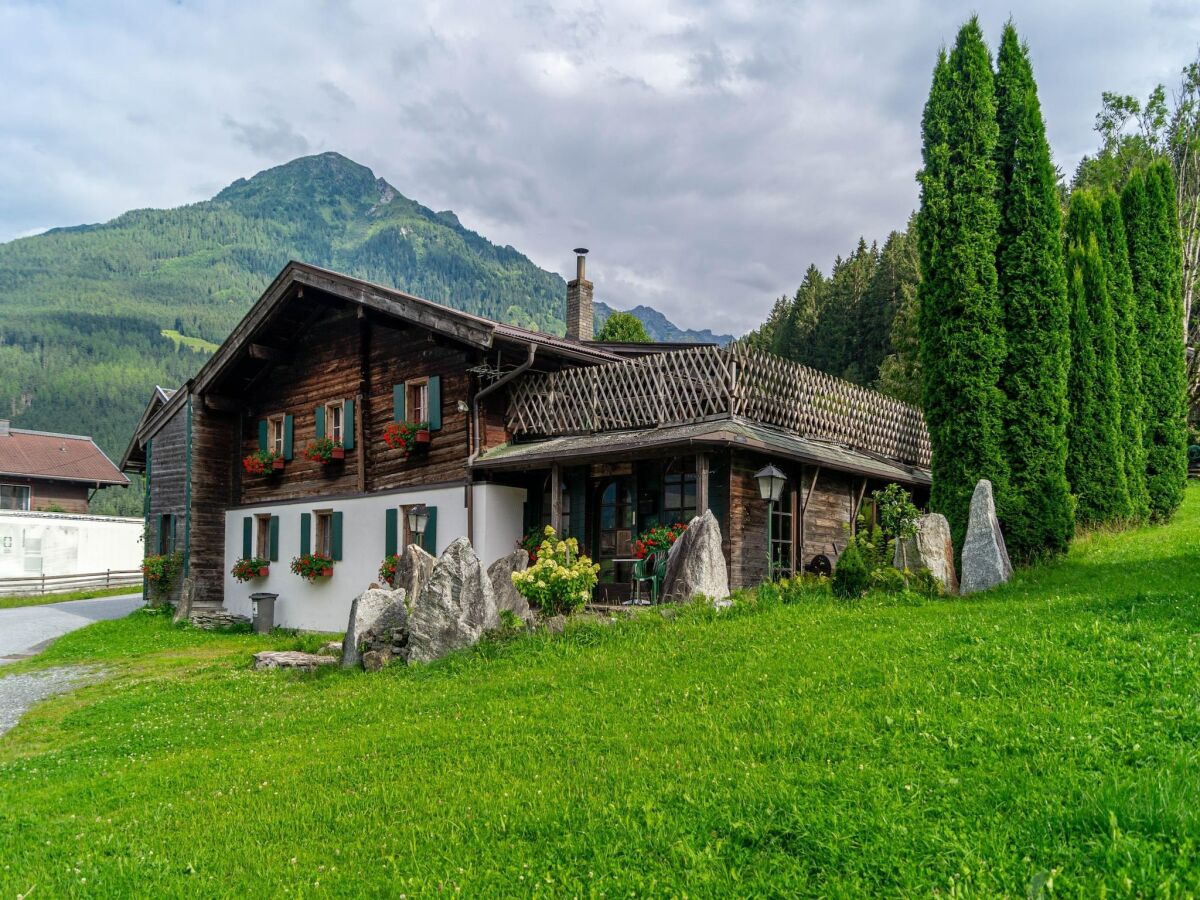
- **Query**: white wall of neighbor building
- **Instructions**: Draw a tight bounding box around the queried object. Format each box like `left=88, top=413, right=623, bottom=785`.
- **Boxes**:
left=0, top=511, right=143, bottom=581
left=223, top=483, right=527, bottom=632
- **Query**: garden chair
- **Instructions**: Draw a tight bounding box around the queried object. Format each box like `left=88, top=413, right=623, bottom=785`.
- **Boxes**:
left=632, top=552, right=669, bottom=605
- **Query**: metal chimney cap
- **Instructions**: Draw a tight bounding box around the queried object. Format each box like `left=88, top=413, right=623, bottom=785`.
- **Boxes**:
left=573, top=247, right=589, bottom=255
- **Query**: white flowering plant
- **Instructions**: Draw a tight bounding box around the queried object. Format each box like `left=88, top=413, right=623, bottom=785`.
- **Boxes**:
left=511, top=525, right=599, bottom=616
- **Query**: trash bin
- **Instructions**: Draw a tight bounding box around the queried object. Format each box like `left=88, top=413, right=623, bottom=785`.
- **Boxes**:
left=249, top=592, right=277, bottom=635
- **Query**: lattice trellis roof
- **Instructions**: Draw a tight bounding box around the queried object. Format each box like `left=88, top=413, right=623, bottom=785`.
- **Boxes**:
left=506, top=345, right=931, bottom=467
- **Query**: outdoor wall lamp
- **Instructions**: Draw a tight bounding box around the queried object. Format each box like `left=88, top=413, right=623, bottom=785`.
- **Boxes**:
left=755, top=464, right=787, bottom=581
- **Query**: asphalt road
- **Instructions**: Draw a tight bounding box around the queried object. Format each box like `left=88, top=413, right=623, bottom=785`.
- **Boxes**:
left=0, top=593, right=143, bottom=664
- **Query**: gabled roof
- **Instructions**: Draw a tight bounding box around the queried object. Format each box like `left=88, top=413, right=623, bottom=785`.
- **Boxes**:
left=0, top=428, right=128, bottom=487
left=122, top=261, right=624, bottom=462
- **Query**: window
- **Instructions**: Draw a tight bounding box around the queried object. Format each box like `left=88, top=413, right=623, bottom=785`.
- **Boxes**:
left=324, top=401, right=344, bottom=444
left=314, top=510, right=333, bottom=557
left=406, top=379, right=428, bottom=425
left=268, top=414, right=285, bottom=456
left=158, top=513, right=175, bottom=555
left=255, top=515, right=272, bottom=558
left=0, top=484, right=30, bottom=511
left=662, top=458, right=697, bottom=525
left=771, top=487, right=794, bottom=578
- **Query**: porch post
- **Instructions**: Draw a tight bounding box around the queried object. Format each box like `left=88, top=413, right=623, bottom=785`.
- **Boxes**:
left=550, top=463, right=562, bottom=534
left=696, top=452, right=709, bottom=515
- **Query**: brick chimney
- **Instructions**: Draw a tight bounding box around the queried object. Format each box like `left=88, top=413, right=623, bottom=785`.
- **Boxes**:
left=565, top=248, right=593, bottom=341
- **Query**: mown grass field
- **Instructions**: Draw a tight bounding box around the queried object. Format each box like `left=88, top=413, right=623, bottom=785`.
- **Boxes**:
left=2, top=489, right=1199, bottom=896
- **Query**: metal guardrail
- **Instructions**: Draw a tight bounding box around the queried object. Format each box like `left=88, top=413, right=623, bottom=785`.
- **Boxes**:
left=0, top=569, right=142, bottom=597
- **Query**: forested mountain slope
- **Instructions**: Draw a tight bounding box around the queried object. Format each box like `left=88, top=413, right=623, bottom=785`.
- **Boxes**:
left=0, top=152, right=730, bottom=496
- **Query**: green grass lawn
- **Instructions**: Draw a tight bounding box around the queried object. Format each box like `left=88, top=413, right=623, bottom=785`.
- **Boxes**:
left=0, top=585, right=139, bottom=609
left=2, top=490, right=1199, bottom=896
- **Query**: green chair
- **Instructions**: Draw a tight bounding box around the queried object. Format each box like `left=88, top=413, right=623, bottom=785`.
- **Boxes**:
left=632, top=552, right=669, bottom=605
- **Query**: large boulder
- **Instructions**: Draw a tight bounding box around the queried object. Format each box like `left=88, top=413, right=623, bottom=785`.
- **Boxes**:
left=342, top=586, right=408, bottom=669
left=960, top=479, right=1013, bottom=595
left=488, top=549, right=533, bottom=623
left=407, top=538, right=500, bottom=664
left=392, top=544, right=436, bottom=610
left=660, top=509, right=730, bottom=605
left=893, top=513, right=958, bottom=594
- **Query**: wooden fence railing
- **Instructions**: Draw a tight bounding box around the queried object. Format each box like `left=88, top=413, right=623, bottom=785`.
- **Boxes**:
left=0, top=569, right=142, bottom=597
left=507, top=345, right=932, bottom=466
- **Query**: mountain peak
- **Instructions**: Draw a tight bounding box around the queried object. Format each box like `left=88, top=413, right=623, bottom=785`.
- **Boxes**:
left=214, top=151, right=392, bottom=212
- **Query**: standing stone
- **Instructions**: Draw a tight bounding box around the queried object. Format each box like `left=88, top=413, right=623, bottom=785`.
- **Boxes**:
left=173, top=577, right=195, bottom=624
left=407, top=538, right=500, bottom=664
left=341, top=587, right=407, bottom=669
left=392, top=544, right=436, bottom=611
left=960, top=479, right=1013, bottom=595
left=488, top=549, right=533, bottom=623
left=893, top=513, right=959, bottom=594
left=660, top=509, right=730, bottom=605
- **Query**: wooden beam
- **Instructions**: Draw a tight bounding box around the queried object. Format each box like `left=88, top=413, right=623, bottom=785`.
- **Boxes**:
left=550, top=464, right=562, bottom=533
left=248, top=343, right=285, bottom=361
left=802, top=465, right=821, bottom=511
left=203, top=394, right=243, bottom=413
left=851, top=478, right=868, bottom=534
left=696, top=452, right=710, bottom=514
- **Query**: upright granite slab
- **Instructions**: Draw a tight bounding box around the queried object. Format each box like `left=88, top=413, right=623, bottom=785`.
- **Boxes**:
left=342, top=586, right=408, bottom=669
left=960, top=479, right=1012, bottom=595
left=661, top=509, right=730, bottom=605
left=893, top=513, right=958, bottom=594
left=488, top=549, right=533, bottom=623
left=393, top=544, right=436, bottom=611
left=407, top=538, right=500, bottom=664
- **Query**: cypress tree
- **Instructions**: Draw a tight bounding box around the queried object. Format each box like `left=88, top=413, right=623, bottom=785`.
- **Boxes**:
left=993, top=22, right=1073, bottom=560
left=1099, top=192, right=1149, bottom=520
left=1065, top=191, right=1130, bottom=524
left=1124, top=163, right=1189, bottom=520
left=917, top=19, right=1008, bottom=555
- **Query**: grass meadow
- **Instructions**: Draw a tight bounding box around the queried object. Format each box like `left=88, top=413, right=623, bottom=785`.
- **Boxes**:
left=1, top=488, right=1199, bottom=896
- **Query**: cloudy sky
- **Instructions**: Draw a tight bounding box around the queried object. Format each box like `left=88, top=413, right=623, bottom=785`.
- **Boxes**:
left=1, top=1, right=1196, bottom=336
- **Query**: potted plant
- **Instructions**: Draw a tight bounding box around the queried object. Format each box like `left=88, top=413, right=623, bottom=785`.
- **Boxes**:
left=231, top=556, right=270, bottom=582
left=378, top=554, right=401, bottom=587
left=633, top=522, right=688, bottom=560
left=243, top=449, right=282, bottom=475
left=141, top=551, right=182, bottom=607
left=304, top=437, right=345, bottom=465
left=290, top=553, right=335, bottom=582
left=382, top=421, right=429, bottom=459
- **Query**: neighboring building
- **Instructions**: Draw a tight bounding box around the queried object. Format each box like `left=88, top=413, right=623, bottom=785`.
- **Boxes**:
left=122, top=255, right=930, bottom=630
left=0, top=419, right=128, bottom=513
left=0, top=510, right=142, bottom=586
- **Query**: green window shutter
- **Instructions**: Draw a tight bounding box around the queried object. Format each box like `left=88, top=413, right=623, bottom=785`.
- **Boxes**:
left=258, top=419, right=268, bottom=452
left=300, top=513, right=311, bottom=556
left=393, top=383, right=405, bottom=422
left=567, top=469, right=586, bottom=542
left=343, top=399, right=355, bottom=451
left=384, top=508, right=398, bottom=557
left=242, top=517, right=252, bottom=558
left=314, top=406, right=325, bottom=440
left=427, top=376, right=442, bottom=430
left=283, top=414, right=294, bottom=460
left=331, top=511, right=344, bottom=561
left=169, top=515, right=177, bottom=554
left=269, top=516, right=280, bottom=562
left=421, top=506, right=438, bottom=555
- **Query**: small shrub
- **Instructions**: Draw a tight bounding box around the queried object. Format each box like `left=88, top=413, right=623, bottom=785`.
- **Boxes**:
left=511, top=526, right=599, bottom=616
left=831, top=541, right=871, bottom=599
left=378, top=554, right=400, bottom=586
left=869, top=565, right=908, bottom=594
left=906, top=567, right=945, bottom=599
left=141, top=551, right=182, bottom=605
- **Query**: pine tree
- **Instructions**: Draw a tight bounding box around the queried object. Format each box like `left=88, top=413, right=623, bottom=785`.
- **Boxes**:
left=1124, top=163, right=1189, bottom=520
left=917, top=19, right=1008, bottom=554
left=993, top=22, right=1073, bottom=560
left=1065, top=191, right=1130, bottom=524
left=1099, top=191, right=1149, bottom=520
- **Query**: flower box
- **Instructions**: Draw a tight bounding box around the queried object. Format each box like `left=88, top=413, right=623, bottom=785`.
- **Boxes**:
left=232, top=556, right=271, bottom=583
left=414, top=428, right=431, bottom=448
left=291, top=553, right=335, bottom=582
left=272, top=457, right=286, bottom=471
left=305, top=437, right=345, bottom=466
left=331, top=447, right=345, bottom=460
left=383, top=420, right=430, bottom=459
left=322, top=567, right=333, bottom=578
left=243, top=450, right=281, bottom=476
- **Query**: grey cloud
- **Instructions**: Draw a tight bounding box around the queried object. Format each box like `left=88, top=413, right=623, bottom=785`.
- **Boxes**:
left=223, top=115, right=311, bottom=158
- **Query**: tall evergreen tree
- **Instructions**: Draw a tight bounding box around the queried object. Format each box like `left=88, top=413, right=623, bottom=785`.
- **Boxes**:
left=1065, top=191, right=1130, bottom=524
left=917, top=19, right=1008, bottom=553
left=992, top=22, right=1073, bottom=560
left=1099, top=192, right=1149, bottom=520
left=1124, top=163, right=1189, bottom=520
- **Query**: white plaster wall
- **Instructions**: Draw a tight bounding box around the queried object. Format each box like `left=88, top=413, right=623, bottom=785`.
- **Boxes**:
left=223, top=483, right=527, bottom=632
left=0, top=511, right=143, bottom=581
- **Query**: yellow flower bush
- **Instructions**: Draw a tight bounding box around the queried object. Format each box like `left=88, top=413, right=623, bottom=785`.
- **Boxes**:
left=511, top=525, right=600, bottom=615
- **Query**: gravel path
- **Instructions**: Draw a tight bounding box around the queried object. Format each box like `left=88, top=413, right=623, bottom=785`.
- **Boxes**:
left=0, top=666, right=102, bottom=738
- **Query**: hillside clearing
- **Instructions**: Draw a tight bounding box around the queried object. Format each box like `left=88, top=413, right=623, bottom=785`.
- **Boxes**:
left=1, top=488, right=1199, bottom=896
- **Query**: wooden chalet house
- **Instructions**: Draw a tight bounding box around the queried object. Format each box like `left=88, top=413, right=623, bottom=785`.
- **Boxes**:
left=123, top=254, right=930, bottom=630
